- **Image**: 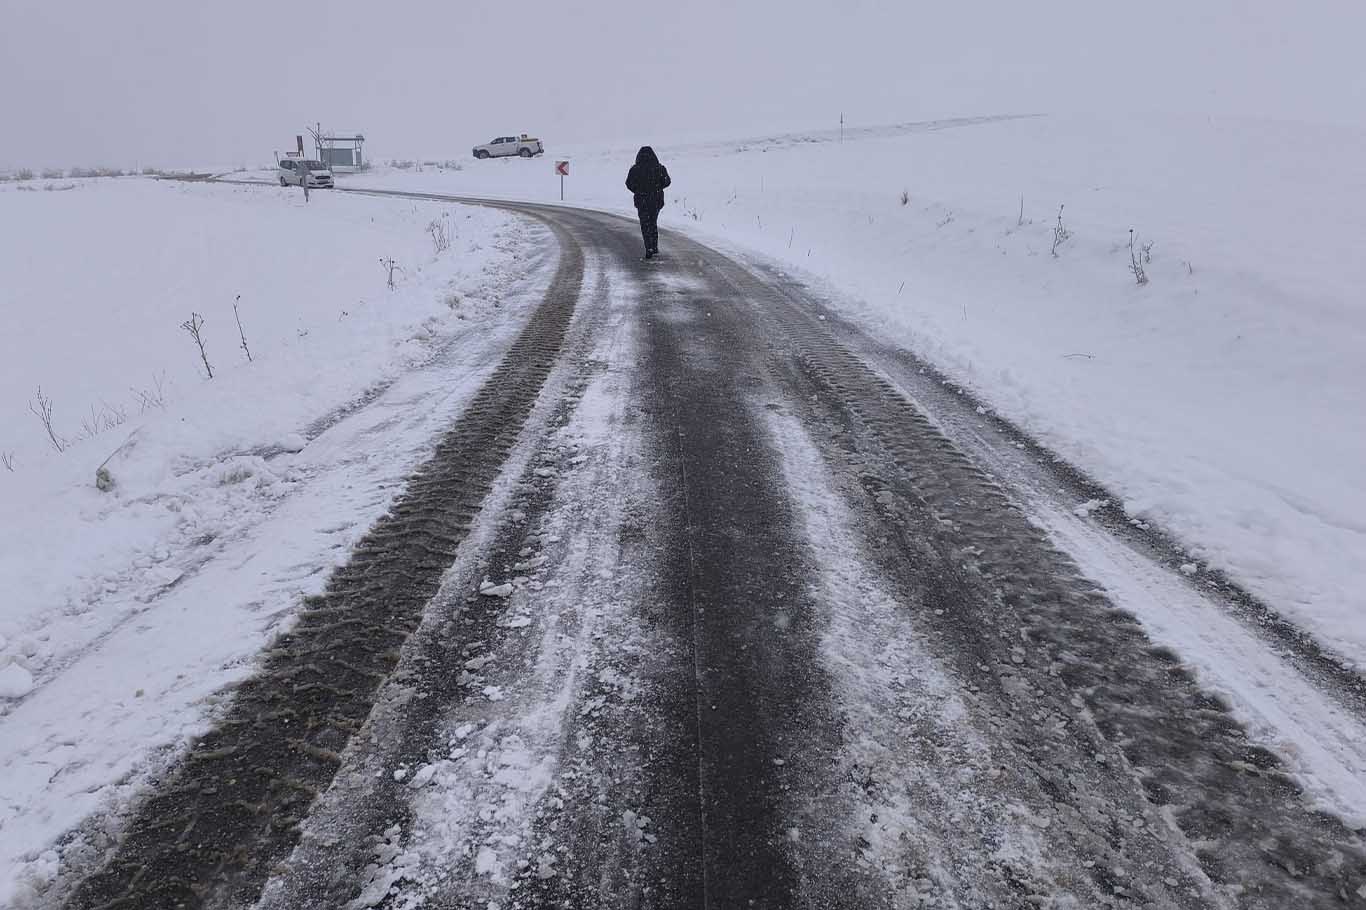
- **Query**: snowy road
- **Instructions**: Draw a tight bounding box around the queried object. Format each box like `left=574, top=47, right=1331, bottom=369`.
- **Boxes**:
left=53, top=192, right=1366, bottom=909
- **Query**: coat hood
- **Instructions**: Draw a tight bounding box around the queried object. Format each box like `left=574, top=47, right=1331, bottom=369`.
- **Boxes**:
left=635, top=146, right=659, bottom=166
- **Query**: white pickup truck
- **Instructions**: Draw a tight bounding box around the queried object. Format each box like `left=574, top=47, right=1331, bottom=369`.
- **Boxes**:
left=472, top=134, right=544, bottom=159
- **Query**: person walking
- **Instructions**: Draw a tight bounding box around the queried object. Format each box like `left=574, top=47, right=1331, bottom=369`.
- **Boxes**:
left=298, top=158, right=311, bottom=203
left=625, top=146, right=670, bottom=259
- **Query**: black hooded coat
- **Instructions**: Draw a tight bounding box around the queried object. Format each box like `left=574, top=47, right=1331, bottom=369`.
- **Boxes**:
left=625, top=146, right=671, bottom=212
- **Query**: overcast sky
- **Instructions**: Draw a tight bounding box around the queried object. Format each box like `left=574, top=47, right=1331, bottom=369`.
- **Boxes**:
left=4, top=0, right=1365, bottom=169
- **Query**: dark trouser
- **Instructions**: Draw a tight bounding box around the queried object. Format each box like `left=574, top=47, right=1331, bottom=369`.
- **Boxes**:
left=638, top=205, right=660, bottom=254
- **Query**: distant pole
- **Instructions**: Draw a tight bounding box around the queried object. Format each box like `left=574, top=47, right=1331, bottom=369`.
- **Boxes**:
left=840, top=112, right=844, bottom=143
left=560, top=172, right=564, bottom=201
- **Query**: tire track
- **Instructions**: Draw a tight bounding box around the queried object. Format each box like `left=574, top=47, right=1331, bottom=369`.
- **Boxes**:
left=252, top=235, right=687, bottom=910
left=261, top=361, right=604, bottom=910
left=803, top=290, right=1366, bottom=719
left=103, top=181, right=1366, bottom=907
left=512, top=212, right=900, bottom=907
left=62, top=216, right=583, bottom=910
left=494, top=226, right=708, bottom=910
left=686, top=247, right=1366, bottom=907
left=633, top=263, right=853, bottom=908
left=428, top=204, right=1365, bottom=907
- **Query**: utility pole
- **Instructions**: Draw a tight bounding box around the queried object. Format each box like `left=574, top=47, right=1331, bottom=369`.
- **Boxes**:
left=840, top=112, right=844, bottom=144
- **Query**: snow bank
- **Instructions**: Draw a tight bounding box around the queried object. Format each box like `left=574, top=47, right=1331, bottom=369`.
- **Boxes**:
left=0, top=179, right=530, bottom=688
left=0, top=177, right=542, bottom=905
left=349, top=112, right=1366, bottom=665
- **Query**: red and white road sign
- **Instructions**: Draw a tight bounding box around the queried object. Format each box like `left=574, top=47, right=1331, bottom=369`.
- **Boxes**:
left=554, top=160, right=569, bottom=176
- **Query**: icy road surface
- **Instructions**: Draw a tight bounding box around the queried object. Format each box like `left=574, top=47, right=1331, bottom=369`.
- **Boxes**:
left=25, top=190, right=1366, bottom=909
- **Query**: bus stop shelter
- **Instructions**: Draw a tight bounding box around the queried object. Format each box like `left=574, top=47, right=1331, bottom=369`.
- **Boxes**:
left=318, top=133, right=366, bottom=172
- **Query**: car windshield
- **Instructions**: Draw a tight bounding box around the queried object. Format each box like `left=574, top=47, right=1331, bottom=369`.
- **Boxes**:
left=302, top=161, right=326, bottom=170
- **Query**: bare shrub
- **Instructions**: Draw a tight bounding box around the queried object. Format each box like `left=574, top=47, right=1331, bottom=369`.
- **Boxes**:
left=1018, top=194, right=1025, bottom=227
left=380, top=257, right=404, bottom=290
left=131, top=372, right=168, bottom=412
left=899, top=189, right=909, bottom=206
left=233, top=295, right=252, bottom=362
left=29, top=387, right=66, bottom=452
left=180, top=312, right=214, bottom=378
left=1051, top=204, right=1071, bottom=257
left=16, top=169, right=35, bottom=181
left=80, top=401, right=128, bottom=440
left=1128, top=229, right=1149, bottom=285
left=427, top=213, right=452, bottom=254
left=1, top=452, right=15, bottom=472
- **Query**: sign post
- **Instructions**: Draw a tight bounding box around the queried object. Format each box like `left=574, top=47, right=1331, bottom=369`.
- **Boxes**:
left=555, top=160, right=569, bottom=200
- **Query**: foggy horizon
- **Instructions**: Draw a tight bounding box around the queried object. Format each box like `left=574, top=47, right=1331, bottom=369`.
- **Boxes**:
left=5, top=0, right=1366, bottom=170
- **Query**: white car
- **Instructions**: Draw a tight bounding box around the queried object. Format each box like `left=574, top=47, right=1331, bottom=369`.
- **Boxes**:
left=277, top=158, right=334, bottom=188
left=472, top=135, right=544, bottom=159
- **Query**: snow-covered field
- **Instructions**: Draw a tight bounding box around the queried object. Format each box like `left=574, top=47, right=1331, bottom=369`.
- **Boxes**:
left=2, top=111, right=1364, bottom=902
left=0, top=178, right=545, bottom=903
left=339, top=112, right=1366, bottom=667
